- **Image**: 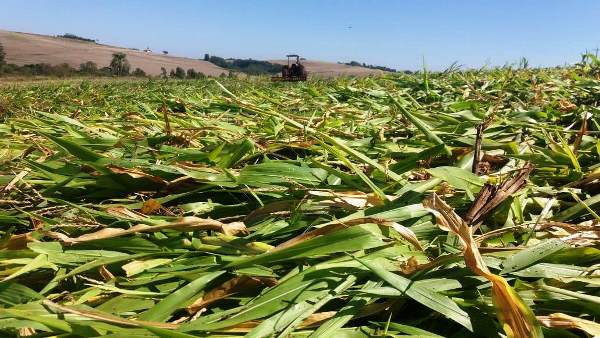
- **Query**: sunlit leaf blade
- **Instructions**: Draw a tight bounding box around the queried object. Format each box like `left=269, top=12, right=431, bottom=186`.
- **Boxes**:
left=353, top=255, right=473, bottom=331
left=137, top=271, right=225, bottom=322
left=501, top=239, right=567, bottom=274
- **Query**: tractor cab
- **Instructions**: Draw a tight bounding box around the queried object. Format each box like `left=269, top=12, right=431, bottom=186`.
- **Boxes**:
left=272, top=54, right=308, bottom=81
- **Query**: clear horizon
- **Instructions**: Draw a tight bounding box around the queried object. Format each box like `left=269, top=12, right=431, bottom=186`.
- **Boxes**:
left=2, top=0, right=599, bottom=71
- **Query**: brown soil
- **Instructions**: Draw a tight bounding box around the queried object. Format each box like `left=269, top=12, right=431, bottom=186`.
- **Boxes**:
left=0, top=30, right=227, bottom=76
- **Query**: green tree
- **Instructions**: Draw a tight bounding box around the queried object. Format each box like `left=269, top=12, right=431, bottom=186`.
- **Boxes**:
left=109, top=52, right=130, bottom=76
left=187, top=68, right=198, bottom=79
left=132, top=68, right=146, bottom=77
left=79, top=61, right=98, bottom=74
left=98, top=67, right=112, bottom=76
left=0, top=42, right=6, bottom=66
left=160, top=67, right=168, bottom=78
left=53, top=63, right=75, bottom=77
left=204, top=53, right=209, bottom=61
left=174, top=67, right=186, bottom=79
left=208, top=56, right=228, bottom=68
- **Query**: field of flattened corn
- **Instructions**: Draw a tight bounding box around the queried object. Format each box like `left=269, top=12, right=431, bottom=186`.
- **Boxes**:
left=0, top=59, right=599, bottom=338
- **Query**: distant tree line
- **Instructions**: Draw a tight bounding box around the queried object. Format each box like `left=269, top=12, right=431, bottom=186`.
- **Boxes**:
left=0, top=43, right=5, bottom=68
left=204, top=54, right=280, bottom=75
left=343, top=60, right=397, bottom=72
left=0, top=44, right=209, bottom=79
left=57, top=33, right=97, bottom=43
left=161, top=66, right=207, bottom=79
left=0, top=48, right=143, bottom=77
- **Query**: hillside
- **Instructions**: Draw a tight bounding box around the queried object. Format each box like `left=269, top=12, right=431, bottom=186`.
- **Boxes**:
left=0, top=30, right=227, bottom=76
left=0, top=29, right=385, bottom=78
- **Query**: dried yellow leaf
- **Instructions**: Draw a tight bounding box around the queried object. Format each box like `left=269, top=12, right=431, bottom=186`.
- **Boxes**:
left=424, top=193, right=543, bottom=338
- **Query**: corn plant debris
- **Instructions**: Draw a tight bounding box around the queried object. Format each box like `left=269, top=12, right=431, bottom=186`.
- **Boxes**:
left=1, top=62, right=600, bottom=337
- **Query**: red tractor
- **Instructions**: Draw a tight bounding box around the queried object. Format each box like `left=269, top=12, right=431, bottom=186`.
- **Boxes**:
left=272, top=54, right=307, bottom=81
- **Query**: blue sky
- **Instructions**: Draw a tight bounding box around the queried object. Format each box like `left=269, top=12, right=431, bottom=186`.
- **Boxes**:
left=1, top=0, right=599, bottom=70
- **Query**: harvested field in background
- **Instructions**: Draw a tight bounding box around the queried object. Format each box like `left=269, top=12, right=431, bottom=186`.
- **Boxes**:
left=0, top=29, right=227, bottom=76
